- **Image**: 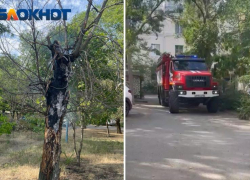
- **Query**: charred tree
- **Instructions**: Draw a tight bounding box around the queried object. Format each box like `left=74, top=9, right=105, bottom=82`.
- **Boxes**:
left=38, top=39, right=75, bottom=180
left=38, top=0, right=109, bottom=178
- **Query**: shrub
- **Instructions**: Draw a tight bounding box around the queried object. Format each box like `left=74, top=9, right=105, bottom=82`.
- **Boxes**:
left=0, top=115, right=15, bottom=136
left=238, top=94, right=250, bottom=120
left=219, top=83, right=244, bottom=111
left=142, top=82, right=157, bottom=94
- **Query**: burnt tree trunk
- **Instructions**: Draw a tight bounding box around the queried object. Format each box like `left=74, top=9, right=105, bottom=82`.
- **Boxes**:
left=116, top=118, right=122, bottom=134
left=39, top=40, right=75, bottom=180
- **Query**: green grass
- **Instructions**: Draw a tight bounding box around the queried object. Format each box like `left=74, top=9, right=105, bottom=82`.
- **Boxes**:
left=0, top=129, right=123, bottom=180
left=82, top=138, right=123, bottom=154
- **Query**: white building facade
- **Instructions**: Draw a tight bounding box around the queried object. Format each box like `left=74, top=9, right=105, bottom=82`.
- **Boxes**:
left=136, top=0, right=186, bottom=94
left=139, top=0, right=186, bottom=63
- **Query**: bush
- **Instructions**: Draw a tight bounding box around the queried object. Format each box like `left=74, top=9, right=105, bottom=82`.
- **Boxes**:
left=0, top=115, right=15, bottom=136
left=219, top=84, right=244, bottom=111
left=238, top=94, right=250, bottom=120
left=142, top=82, right=157, bottom=94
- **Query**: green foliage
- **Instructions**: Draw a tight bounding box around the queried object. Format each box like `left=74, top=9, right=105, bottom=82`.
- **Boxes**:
left=126, top=0, right=166, bottom=53
left=237, top=74, right=250, bottom=120
left=219, top=86, right=244, bottom=111
left=238, top=94, right=250, bottom=120
left=110, top=106, right=124, bottom=121
left=0, top=1, right=123, bottom=131
left=142, top=82, right=157, bottom=94
left=212, top=56, right=250, bottom=79
left=61, top=152, right=74, bottom=165
left=63, top=2, right=123, bottom=127
left=18, top=114, right=44, bottom=133
left=180, top=1, right=224, bottom=64
left=209, top=0, right=250, bottom=78
left=0, top=88, right=9, bottom=111
left=0, top=115, right=15, bottom=136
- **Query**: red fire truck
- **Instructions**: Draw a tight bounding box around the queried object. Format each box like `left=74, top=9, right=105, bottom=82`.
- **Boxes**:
left=156, top=53, right=219, bottom=113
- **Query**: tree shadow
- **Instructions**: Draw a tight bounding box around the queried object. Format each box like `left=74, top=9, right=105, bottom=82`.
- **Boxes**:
left=62, top=159, right=123, bottom=180
left=126, top=95, right=250, bottom=179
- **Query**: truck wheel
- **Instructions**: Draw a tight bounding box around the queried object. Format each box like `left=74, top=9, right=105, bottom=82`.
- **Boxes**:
left=169, top=90, right=179, bottom=113
left=207, top=98, right=219, bottom=113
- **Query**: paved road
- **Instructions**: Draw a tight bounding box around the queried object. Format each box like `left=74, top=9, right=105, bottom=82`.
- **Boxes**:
left=126, top=95, right=250, bottom=180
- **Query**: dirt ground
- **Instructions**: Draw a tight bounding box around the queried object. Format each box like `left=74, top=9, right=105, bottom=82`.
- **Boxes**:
left=0, top=128, right=123, bottom=180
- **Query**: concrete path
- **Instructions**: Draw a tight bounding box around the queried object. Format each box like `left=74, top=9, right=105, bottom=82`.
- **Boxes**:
left=126, top=95, right=250, bottom=180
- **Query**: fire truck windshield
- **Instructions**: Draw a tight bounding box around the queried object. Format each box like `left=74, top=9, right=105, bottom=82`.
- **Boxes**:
left=173, top=60, right=208, bottom=71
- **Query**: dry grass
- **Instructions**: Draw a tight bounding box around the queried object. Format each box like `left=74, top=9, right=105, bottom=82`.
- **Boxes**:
left=0, top=128, right=123, bottom=180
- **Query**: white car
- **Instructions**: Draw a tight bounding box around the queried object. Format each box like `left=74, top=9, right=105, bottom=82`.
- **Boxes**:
left=125, top=86, right=133, bottom=116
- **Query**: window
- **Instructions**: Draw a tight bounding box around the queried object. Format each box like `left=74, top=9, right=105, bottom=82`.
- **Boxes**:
left=173, top=60, right=208, bottom=71
left=151, top=44, right=160, bottom=55
left=175, top=45, right=183, bottom=55
left=175, top=22, right=182, bottom=34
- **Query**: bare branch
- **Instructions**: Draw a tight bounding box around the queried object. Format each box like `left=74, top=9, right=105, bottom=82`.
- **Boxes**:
left=72, top=0, right=93, bottom=58
left=72, top=0, right=109, bottom=58
left=57, top=0, right=69, bottom=52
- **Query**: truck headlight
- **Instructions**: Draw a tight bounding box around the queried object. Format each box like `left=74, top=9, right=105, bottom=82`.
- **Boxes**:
left=212, top=90, right=219, bottom=94
left=179, top=91, right=186, bottom=95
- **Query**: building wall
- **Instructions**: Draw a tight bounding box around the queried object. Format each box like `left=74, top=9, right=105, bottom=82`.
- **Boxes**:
left=135, top=0, right=187, bottom=93
left=138, top=0, right=186, bottom=62
left=139, top=18, right=186, bottom=63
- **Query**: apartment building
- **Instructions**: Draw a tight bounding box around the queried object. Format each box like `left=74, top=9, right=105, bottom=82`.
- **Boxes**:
left=139, top=0, right=186, bottom=63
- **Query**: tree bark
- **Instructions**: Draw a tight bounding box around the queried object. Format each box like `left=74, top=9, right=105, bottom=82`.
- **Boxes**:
left=77, top=124, right=84, bottom=166
left=72, top=122, right=77, bottom=161
left=72, top=121, right=84, bottom=166
left=11, top=110, right=15, bottom=121
left=38, top=0, right=110, bottom=177
left=106, top=120, right=110, bottom=137
left=39, top=40, right=74, bottom=180
left=116, top=118, right=122, bottom=134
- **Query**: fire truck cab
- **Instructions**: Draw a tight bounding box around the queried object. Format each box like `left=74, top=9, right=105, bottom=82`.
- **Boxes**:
left=156, top=53, right=219, bottom=113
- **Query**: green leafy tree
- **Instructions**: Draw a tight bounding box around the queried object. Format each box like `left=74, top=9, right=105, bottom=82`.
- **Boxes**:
left=180, top=0, right=225, bottom=65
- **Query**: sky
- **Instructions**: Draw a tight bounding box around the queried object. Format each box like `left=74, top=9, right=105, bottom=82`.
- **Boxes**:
left=0, top=0, right=104, bottom=55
